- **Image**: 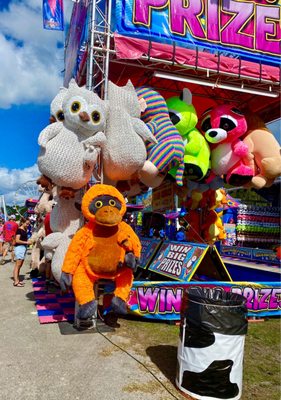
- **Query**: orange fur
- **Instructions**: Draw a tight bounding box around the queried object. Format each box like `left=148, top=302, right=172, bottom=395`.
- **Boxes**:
left=62, top=184, right=141, bottom=305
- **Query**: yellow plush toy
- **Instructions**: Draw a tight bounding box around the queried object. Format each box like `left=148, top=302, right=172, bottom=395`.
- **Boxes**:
left=60, top=184, right=141, bottom=320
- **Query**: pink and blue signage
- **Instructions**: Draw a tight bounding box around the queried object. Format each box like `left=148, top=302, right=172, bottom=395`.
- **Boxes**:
left=148, top=241, right=207, bottom=281
left=43, top=0, right=64, bottom=31
left=128, top=281, right=281, bottom=319
left=114, top=0, right=281, bottom=65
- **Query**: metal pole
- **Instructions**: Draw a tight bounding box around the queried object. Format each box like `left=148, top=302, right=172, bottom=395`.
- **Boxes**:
left=2, top=195, right=7, bottom=221
left=103, top=0, right=112, bottom=100
left=86, top=0, right=97, bottom=91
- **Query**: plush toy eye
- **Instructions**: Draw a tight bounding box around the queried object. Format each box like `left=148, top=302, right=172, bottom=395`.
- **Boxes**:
left=109, top=199, right=116, bottom=207
left=169, top=111, right=181, bottom=125
left=56, top=110, right=64, bottom=121
left=95, top=200, right=103, bottom=208
left=71, top=101, right=81, bottom=113
left=91, top=111, right=101, bottom=123
left=201, top=116, right=211, bottom=132
left=220, top=117, right=236, bottom=131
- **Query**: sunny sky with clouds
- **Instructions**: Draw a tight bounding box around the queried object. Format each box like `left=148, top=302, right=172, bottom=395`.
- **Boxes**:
left=0, top=0, right=72, bottom=204
left=0, top=0, right=280, bottom=206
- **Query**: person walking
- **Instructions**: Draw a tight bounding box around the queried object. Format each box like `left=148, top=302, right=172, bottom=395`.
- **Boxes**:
left=1, top=215, right=18, bottom=264
left=0, top=219, right=4, bottom=256
left=13, top=218, right=32, bottom=287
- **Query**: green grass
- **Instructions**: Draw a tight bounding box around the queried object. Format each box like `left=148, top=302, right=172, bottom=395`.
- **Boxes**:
left=113, top=317, right=280, bottom=400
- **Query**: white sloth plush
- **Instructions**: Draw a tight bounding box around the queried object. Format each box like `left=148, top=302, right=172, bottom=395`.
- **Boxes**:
left=49, top=87, right=67, bottom=123
left=102, top=80, right=157, bottom=184
left=37, top=80, right=107, bottom=194
left=41, top=187, right=84, bottom=282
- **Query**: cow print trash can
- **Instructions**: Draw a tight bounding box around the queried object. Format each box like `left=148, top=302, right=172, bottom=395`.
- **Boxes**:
left=176, top=287, right=248, bottom=400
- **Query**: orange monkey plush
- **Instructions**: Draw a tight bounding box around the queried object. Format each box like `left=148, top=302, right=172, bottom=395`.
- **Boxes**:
left=60, top=184, right=141, bottom=320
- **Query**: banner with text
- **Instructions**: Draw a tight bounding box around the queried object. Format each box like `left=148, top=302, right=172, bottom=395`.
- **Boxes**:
left=128, top=281, right=281, bottom=319
left=148, top=241, right=207, bottom=281
left=115, top=0, right=280, bottom=65
left=221, top=245, right=280, bottom=265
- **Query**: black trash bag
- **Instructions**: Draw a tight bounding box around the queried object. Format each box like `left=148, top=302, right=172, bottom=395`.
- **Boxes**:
left=181, top=287, right=248, bottom=338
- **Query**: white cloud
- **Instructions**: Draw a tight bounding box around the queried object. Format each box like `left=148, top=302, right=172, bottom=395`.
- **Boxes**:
left=0, top=164, right=40, bottom=205
left=0, top=0, right=72, bottom=108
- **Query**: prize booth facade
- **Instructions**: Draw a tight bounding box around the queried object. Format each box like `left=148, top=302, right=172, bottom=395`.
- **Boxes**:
left=64, top=0, right=281, bottom=319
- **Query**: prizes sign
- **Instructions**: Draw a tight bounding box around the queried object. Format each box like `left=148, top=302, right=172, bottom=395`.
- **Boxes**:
left=148, top=241, right=207, bottom=281
left=115, top=0, right=280, bottom=65
left=128, top=281, right=281, bottom=319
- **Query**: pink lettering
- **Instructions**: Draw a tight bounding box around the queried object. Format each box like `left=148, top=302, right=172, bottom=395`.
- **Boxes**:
left=206, top=0, right=220, bottom=42
left=259, top=289, right=271, bottom=310
left=252, top=289, right=260, bottom=310
left=166, top=288, right=182, bottom=312
left=269, top=288, right=281, bottom=309
left=242, top=287, right=254, bottom=309
left=159, top=289, right=166, bottom=312
left=134, top=0, right=168, bottom=26
left=138, top=287, right=159, bottom=312
left=256, top=5, right=280, bottom=55
left=169, top=0, right=205, bottom=38
left=221, top=0, right=254, bottom=49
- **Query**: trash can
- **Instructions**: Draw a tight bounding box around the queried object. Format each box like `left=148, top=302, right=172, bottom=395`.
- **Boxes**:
left=176, top=287, right=248, bottom=400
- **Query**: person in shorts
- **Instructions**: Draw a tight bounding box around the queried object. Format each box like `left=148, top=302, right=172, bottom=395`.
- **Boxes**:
left=1, top=215, right=18, bottom=264
left=0, top=219, right=4, bottom=256
left=13, top=218, right=32, bottom=287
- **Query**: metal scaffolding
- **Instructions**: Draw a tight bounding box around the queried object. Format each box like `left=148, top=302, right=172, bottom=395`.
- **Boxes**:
left=86, top=0, right=112, bottom=99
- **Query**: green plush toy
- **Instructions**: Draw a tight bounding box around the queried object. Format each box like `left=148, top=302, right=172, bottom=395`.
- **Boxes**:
left=166, top=89, right=211, bottom=181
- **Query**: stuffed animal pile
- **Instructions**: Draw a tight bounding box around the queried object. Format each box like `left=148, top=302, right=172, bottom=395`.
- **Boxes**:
left=35, top=79, right=280, bottom=319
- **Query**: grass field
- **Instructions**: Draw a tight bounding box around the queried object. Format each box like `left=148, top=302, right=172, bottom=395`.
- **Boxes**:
left=109, top=317, right=281, bottom=400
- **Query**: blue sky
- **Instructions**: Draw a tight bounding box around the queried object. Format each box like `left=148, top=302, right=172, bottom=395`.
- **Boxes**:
left=0, top=0, right=280, bottom=205
left=0, top=0, right=72, bottom=204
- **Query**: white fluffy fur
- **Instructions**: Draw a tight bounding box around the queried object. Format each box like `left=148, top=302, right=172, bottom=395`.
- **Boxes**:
left=37, top=80, right=107, bottom=190
left=41, top=188, right=84, bottom=282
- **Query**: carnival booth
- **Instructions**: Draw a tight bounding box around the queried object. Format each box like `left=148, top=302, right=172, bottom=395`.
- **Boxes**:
left=36, top=0, right=281, bottom=329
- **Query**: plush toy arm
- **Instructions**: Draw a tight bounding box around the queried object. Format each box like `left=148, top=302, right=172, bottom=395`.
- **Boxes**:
left=118, top=222, right=141, bottom=258
left=82, top=132, right=107, bottom=149
left=82, top=132, right=106, bottom=168
left=38, top=123, right=61, bottom=148
left=232, top=140, right=249, bottom=157
left=132, top=118, right=158, bottom=144
left=124, top=252, right=139, bottom=273
left=60, top=271, right=73, bottom=292
left=61, top=227, right=88, bottom=275
left=41, top=232, right=63, bottom=250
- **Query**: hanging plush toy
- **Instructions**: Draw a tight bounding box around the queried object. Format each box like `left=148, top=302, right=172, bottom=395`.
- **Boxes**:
left=49, top=86, right=67, bottom=124
left=41, top=187, right=84, bottom=282
left=136, top=87, right=185, bottom=187
left=242, top=113, right=281, bottom=189
left=37, top=88, right=67, bottom=191
left=200, top=105, right=254, bottom=186
left=166, top=89, right=211, bottom=182
left=60, top=184, right=141, bottom=320
left=37, top=80, right=107, bottom=198
left=102, top=80, right=157, bottom=184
